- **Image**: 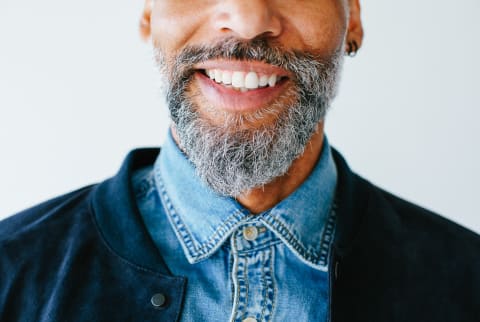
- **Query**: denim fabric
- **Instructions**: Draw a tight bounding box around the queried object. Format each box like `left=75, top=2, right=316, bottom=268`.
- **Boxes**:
left=132, top=132, right=337, bottom=321
left=2, top=147, right=480, bottom=322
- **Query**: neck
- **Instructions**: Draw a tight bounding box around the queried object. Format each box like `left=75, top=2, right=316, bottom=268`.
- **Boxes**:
left=236, top=123, right=325, bottom=214
left=171, top=122, right=325, bottom=214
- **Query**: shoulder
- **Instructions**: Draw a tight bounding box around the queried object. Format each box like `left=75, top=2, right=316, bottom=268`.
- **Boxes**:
left=359, top=177, right=480, bottom=272
left=0, top=185, right=95, bottom=242
left=331, top=172, right=480, bottom=321
left=329, top=148, right=480, bottom=256
left=0, top=185, right=97, bottom=271
left=372, top=181, right=479, bottom=244
left=0, top=185, right=102, bottom=313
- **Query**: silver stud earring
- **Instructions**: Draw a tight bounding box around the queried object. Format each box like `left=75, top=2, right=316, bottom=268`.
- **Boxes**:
left=346, top=40, right=359, bottom=57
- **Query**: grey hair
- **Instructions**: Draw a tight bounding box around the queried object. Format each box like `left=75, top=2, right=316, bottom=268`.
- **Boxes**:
left=155, top=37, right=344, bottom=197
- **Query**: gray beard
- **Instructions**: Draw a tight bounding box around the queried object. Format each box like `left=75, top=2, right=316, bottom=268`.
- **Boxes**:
left=156, top=38, right=343, bottom=197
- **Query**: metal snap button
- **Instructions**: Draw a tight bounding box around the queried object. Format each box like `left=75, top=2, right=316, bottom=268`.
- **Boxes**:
left=243, top=226, right=259, bottom=241
left=151, top=293, right=167, bottom=308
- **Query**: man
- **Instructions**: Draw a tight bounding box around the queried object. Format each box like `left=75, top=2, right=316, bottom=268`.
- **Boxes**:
left=1, top=0, right=479, bottom=321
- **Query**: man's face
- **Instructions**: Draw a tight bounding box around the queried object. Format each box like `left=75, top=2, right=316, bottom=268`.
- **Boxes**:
left=142, top=0, right=362, bottom=196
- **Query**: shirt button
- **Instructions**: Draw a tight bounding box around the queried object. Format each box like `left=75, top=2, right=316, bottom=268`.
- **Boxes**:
left=243, top=226, right=259, bottom=241
left=151, top=293, right=167, bottom=308
left=243, top=317, right=257, bottom=322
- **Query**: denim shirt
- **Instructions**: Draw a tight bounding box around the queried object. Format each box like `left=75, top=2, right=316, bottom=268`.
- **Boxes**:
left=132, top=132, right=337, bottom=322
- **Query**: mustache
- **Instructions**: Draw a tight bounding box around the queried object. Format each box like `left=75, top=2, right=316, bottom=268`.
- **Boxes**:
left=157, top=37, right=343, bottom=122
left=164, top=36, right=334, bottom=83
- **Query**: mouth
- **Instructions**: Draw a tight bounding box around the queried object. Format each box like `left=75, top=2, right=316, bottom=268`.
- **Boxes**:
left=193, top=60, right=292, bottom=113
left=198, top=69, right=289, bottom=92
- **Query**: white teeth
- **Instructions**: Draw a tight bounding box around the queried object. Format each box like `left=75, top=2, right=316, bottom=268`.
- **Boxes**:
left=259, top=75, right=269, bottom=87
left=232, top=71, right=245, bottom=88
left=208, top=70, right=215, bottom=79
left=205, top=69, right=281, bottom=90
left=214, top=69, right=222, bottom=83
left=245, top=72, right=259, bottom=89
left=268, top=74, right=277, bottom=87
left=222, top=71, right=232, bottom=85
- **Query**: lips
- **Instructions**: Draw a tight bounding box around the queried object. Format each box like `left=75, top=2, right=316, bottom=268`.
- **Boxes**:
left=193, top=60, right=291, bottom=112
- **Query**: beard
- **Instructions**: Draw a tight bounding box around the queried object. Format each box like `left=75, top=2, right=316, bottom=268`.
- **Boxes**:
left=155, top=37, right=343, bottom=197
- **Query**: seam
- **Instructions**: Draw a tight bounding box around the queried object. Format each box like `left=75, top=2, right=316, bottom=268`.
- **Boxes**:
left=260, top=249, right=267, bottom=321
left=156, top=173, right=247, bottom=260
left=319, top=205, right=337, bottom=266
left=230, top=235, right=240, bottom=322
left=157, top=177, right=198, bottom=251
left=261, top=213, right=321, bottom=263
left=270, top=244, right=277, bottom=322
left=242, top=255, right=249, bottom=320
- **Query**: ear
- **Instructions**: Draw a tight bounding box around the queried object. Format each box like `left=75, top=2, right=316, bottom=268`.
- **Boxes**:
left=346, top=0, right=364, bottom=51
left=139, top=0, right=153, bottom=42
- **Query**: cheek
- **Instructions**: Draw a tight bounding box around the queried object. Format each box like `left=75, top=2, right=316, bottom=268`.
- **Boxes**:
left=150, top=3, right=207, bottom=54
left=282, top=2, right=347, bottom=54
left=305, top=22, right=346, bottom=54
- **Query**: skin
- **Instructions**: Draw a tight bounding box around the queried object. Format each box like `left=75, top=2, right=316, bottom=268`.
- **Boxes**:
left=140, top=0, right=363, bottom=214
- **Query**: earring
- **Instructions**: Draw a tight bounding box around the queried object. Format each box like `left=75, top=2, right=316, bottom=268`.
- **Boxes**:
left=346, top=40, right=359, bottom=57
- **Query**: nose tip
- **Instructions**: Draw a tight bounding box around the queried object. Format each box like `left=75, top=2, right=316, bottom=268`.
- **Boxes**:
left=214, top=1, right=282, bottom=40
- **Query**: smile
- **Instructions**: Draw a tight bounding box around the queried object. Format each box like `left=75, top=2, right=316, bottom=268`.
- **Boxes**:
left=194, top=60, right=291, bottom=112
left=202, top=69, right=288, bottom=92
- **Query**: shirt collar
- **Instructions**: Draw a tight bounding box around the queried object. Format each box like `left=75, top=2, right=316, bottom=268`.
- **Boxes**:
left=154, top=130, right=337, bottom=269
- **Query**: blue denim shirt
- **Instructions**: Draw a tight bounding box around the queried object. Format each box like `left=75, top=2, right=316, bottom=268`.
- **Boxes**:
left=132, top=132, right=337, bottom=322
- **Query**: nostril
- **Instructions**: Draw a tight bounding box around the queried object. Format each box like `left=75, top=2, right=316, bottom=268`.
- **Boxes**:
left=213, top=4, right=282, bottom=40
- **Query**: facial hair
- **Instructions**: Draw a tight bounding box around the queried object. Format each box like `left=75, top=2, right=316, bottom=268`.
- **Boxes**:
left=155, top=37, right=343, bottom=197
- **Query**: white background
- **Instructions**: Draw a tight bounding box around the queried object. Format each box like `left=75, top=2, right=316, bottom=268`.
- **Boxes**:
left=1, top=0, right=479, bottom=233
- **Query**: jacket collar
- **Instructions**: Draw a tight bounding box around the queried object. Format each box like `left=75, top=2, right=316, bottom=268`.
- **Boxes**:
left=90, top=148, right=173, bottom=275
left=89, top=145, right=368, bottom=274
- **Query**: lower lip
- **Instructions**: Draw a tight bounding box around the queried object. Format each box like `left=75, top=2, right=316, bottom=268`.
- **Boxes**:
left=194, top=71, right=289, bottom=113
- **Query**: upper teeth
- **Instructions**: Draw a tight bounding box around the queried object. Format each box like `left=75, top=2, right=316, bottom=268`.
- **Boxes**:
left=206, top=69, right=279, bottom=90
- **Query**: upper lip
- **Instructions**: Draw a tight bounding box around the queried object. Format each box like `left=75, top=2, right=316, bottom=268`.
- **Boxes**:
left=194, top=59, right=291, bottom=77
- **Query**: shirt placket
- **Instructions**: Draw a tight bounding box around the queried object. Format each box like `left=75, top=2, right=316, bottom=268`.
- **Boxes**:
left=230, top=222, right=276, bottom=322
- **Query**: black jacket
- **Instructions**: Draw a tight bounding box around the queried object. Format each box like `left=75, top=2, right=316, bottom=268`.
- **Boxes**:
left=1, top=148, right=479, bottom=321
